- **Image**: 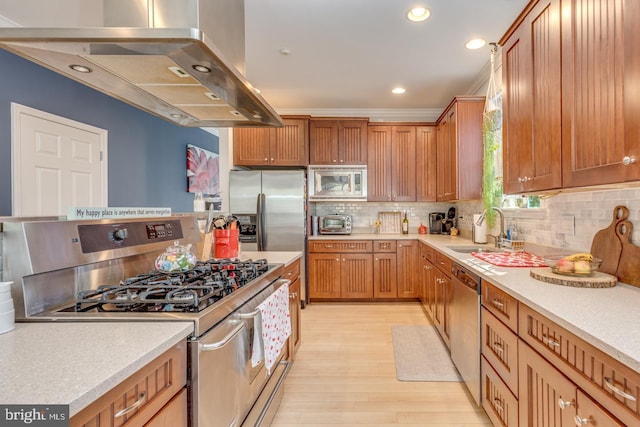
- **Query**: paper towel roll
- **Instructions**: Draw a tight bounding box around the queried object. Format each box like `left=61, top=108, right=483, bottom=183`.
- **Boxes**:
left=473, top=214, right=488, bottom=244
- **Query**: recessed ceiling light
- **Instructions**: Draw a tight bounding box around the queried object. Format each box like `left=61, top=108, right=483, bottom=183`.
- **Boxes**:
left=392, top=87, right=406, bottom=94
left=69, top=64, right=91, bottom=73
left=280, top=49, right=291, bottom=55
left=465, top=38, right=487, bottom=50
left=407, top=7, right=431, bottom=22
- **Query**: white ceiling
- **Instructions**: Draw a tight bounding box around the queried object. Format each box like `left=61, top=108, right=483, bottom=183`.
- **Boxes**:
left=244, top=0, right=529, bottom=121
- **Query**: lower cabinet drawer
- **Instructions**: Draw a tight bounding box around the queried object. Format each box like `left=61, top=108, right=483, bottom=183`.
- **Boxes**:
left=71, top=341, right=187, bottom=427
left=482, top=356, right=519, bottom=427
left=482, top=307, right=519, bottom=397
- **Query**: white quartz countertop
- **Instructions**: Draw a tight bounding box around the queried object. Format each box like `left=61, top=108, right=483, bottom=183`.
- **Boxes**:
left=0, top=321, right=193, bottom=416
left=311, top=233, right=640, bottom=373
left=239, top=251, right=302, bottom=266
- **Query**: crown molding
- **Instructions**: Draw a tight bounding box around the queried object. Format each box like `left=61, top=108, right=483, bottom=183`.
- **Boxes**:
left=275, top=108, right=443, bottom=123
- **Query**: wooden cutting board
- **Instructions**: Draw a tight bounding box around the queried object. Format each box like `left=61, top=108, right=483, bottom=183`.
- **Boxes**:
left=530, top=268, right=617, bottom=288
left=615, top=220, right=640, bottom=287
left=590, top=205, right=628, bottom=275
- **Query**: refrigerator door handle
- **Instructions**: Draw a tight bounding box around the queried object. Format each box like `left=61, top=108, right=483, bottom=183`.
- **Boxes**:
left=257, top=193, right=267, bottom=250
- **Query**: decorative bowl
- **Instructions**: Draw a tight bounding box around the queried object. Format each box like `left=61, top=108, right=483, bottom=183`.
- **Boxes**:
left=543, top=255, right=602, bottom=277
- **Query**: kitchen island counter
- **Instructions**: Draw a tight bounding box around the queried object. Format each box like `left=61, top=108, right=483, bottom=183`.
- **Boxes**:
left=0, top=321, right=193, bottom=416
left=309, top=233, right=640, bottom=373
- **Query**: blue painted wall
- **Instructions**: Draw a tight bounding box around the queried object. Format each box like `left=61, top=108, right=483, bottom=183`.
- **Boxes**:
left=0, top=50, right=219, bottom=216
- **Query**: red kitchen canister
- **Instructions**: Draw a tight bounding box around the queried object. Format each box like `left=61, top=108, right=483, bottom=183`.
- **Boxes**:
left=214, top=229, right=239, bottom=258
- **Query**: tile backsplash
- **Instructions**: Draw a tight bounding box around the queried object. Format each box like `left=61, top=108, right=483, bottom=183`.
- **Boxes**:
left=311, top=187, right=640, bottom=252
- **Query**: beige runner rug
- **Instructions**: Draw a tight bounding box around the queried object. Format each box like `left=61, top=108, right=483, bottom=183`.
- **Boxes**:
left=391, top=325, right=462, bottom=382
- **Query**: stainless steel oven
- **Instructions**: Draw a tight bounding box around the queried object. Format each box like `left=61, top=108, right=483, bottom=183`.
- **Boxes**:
left=2, top=215, right=291, bottom=427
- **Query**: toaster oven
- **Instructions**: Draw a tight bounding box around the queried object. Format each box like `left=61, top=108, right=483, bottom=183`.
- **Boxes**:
left=319, top=215, right=352, bottom=235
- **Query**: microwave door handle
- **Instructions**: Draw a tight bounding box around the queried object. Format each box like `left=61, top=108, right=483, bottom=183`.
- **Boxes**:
left=257, top=193, right=266, bottom=251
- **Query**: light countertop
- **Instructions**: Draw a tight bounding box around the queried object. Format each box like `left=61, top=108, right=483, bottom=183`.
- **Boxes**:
left=0, top=321, right=193, bottom=416
left=310, top=233, right=640, bottom=373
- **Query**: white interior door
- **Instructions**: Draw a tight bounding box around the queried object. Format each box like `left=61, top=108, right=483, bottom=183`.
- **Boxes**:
left=12, top=103, right=108, bottom=217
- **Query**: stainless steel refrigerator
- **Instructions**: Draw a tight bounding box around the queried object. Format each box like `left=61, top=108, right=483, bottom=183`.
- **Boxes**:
left=229, top=169, right=307, bottom=302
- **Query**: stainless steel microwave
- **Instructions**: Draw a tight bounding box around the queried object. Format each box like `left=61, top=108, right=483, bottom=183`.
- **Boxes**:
left=307, top=165, right=367, bottom=201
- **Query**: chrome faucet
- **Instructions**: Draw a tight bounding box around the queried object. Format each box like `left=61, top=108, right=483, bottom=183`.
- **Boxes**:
left=489, top=207, right=506, bottom=248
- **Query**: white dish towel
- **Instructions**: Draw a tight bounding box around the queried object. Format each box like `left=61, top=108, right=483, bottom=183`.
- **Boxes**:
left=255, top=283, right=291, bottom=374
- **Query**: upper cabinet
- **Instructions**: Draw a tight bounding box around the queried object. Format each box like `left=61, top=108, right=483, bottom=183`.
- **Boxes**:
left=436, top=97, right=484, bottom=201
left=367, top=125, right=417, bottom=202
left=502, top=0, right=562, bottom=194
left=416, top=126, right=437, bottom=201
left=309, top=118, right=368, bottom=165
left=501, top=0, right=640, bottom=192
left=561, top=0, right=640, bottom=187
left=233, top=117, right=310, bottom=167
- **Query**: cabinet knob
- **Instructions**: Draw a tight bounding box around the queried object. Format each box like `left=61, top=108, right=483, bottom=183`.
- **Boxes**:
left=623, top=156, right=636, bottom=166
left=270, top=158, right=275, bottom=162
left=335, top=258, right=339, bottom=261
left=342, top=258, right=346, bottom=262
left=387, top=194, right=392, bottom=200
left=339, top=159, right=344, bottom=163
left=264, top=158, right=269, bottom=162
left=557, top=398, right=574, bottom=409
left=574, top=415, right=590, bottom=426
left=333, top=159, right=337, bottom=163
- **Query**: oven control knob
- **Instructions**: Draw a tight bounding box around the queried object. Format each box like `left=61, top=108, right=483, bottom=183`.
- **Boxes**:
left=112, top=228, right=129, bottom=241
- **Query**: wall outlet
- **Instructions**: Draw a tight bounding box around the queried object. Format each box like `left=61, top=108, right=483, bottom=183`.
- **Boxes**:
left=559, top=215, right=575, bottom=235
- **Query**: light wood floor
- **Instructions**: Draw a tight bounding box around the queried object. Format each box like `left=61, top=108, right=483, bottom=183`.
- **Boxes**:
left=271, top=302, right=492, bottom=426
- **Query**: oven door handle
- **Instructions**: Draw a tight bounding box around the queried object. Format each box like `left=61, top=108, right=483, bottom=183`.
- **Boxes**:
left=200, top=322, right=245, bottom=352
left=239, top=309, right=261, bottom=319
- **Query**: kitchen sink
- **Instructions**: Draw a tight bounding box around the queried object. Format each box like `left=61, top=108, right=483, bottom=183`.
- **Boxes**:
left=446, top=245, right=503, bottom=254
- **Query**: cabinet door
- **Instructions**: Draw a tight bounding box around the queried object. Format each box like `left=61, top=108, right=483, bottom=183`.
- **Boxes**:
left=233, top=127, right=271, bottom=166
left=145, top=388, right=188, bottom=427
left=373, top=252, right=397, bottom=298
left=433, top=269, right=451, bottom=347
left=503, top=0, right=562, bottom=194
left=340, top=253, right=373, bottom=298
left=437, top=108, right=456, bottom=201
left=416, top=126, right=437, bottom=201
left=575, top=390, right=624, bottom=427
left=367, top=126, right=393, bottom=201
left=339, top=120, right=368, bottom=164
left=396, top=240, right=419, bottom=298
left=423, top=261, right=436, bottom=317
left=482, top=356, right=519, bottom=427
left=288, top=277, right=302, bottom=358
left=519, top=341, right=577, bottom=427
left=391, top=126, right=417, bottom=201
left=562, top=0, right=640, bottom=187
left=309, top=119, right=338, bottom=164
left=271, top=118, right=309, bottom=166
left=308, top=253, right=342, bottom=299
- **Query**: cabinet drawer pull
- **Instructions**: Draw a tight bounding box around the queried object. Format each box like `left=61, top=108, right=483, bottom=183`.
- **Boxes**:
left=541, top=334, right=561, bottom=348
left=115, top=392, right=146, bottom=418
left=493, top=398, right=504, bottom=411
left=574, top=415, right=590, bottom=426
left=604, top=377, right=637, bottom=401
left=557, top=398, right=574, bottom=409
left=492, top=299, right=504, bottom=309
left=492, top=342, right=505, bottom=354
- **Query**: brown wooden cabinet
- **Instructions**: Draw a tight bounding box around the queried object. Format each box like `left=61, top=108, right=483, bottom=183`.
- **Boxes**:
left=233, top=116, right=309, bottom=167
left=502, top=0, right=562, bottom=195
left=561, top=0, right=640, bottom=188
left=308, top=240, right=373, bottom=300
left=501, top=0, right=640, bottom=192
left=396, top=240, right=420, bottom=299
left=435, top=97, right=484, bottom=201
left=419, top=243, right=436, bottom=317
left=373, top=240, right=397, bottom=299
left=367, top=125, right=417, bottom=202
left=71, top=341, right=187, bottom=427
left=309, top=118, right=368, bottom=165
left=284, top=259, right=302, bottom=359
left=416, top=126, right=437, bottom=201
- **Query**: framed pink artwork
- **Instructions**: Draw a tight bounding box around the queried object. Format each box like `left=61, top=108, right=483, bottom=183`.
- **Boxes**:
left=186, top=144, right=220, bottom=195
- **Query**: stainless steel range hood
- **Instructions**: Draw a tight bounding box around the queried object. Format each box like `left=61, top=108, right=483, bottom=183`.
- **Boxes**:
left=0, top=0, right=283, bottom=128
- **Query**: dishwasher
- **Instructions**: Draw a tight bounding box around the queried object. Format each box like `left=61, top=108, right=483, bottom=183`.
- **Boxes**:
left=449, top=261, right=481, bottom=405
